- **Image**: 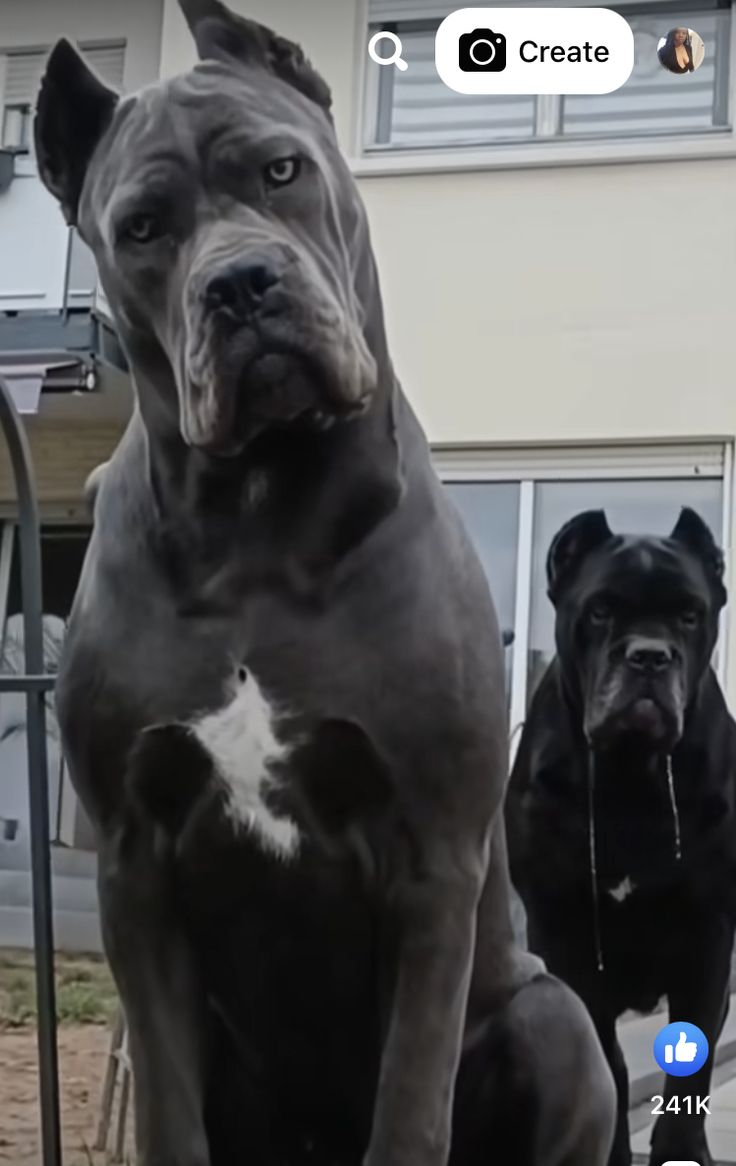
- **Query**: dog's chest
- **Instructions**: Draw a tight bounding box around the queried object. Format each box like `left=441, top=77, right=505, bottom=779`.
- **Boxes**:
left=186, top=669, right=299, bottom=859
left=607, top=875, right=637, bottom=903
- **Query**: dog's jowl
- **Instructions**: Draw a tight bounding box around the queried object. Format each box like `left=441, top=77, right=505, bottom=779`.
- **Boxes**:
left=34, top=2, right=616, bottom=1164
left=507, top=506, right=736, bottom=1166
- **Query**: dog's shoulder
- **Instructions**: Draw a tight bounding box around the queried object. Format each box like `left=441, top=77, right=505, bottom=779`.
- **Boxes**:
left=677, top=666, right=736, bottom=793
left=506, top=658, right=584, bottom=884
left=509, top=658, right=579, bottom=792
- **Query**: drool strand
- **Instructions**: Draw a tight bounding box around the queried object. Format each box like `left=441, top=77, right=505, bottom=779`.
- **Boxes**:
left=665, top=754, right=682, bottom=862
left=587, top=751, right=604, bottom=972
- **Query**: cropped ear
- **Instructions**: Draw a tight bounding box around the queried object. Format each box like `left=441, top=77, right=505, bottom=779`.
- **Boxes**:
left=34, top=39, right=119, bottom=226
left=178, top=0, right=332, bottom=114
left=670, top=507, right=726, bottom=592
left=547, top=510, right=613, bottom=605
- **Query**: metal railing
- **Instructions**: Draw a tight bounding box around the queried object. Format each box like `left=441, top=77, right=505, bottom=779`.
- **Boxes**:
left=0, top=373, right=62, bottom=1166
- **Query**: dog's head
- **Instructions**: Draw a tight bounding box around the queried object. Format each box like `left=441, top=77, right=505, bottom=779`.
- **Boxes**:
left=34, top=0, right=380, bottom=455
left=547, top=507, right=726, bottom=754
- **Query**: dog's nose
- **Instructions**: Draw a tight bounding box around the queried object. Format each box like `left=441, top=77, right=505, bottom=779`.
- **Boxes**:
left=626, top=638, right=673, bottom=673
left=204, top=260, right=279, bottom=316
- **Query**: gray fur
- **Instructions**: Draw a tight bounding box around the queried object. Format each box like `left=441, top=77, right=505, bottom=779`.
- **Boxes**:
left=36, top=6, right=613, bottom=1164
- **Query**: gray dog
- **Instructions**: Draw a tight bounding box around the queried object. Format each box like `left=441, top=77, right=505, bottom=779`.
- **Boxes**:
left=34, top=3, right=614, bottom=1164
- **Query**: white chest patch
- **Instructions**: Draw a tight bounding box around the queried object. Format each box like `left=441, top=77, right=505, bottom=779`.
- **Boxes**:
left=188, top=670, right=299, bottom=860
left=608, top=876, right=637, bottom=903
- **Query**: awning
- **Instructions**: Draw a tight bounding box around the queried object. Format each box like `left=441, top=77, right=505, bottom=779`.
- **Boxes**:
left=0, top=358, right=84, bottom=415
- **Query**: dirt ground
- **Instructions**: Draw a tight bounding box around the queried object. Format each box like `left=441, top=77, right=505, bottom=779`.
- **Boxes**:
left=0, top=951, right=128, bottom=1165
left=0, top=1024, right=120, bottom=1165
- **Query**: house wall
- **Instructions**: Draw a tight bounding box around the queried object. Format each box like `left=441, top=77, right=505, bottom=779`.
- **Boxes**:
left=0, top=0, right=163, bottom=91
left=0, top=418, right=124, bottom=521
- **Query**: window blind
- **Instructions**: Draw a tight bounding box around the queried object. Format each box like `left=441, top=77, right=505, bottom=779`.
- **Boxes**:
left=433, top=443, right=726, bottom=481
left=369, top=0, right=723, bottom=17
left=367, top=1, right=731, bottom=147
left=3, top=41, right=126, bottom=107
left=378, top=25, right=536, bottom=146
left=370, top=0, right=453, bottom=20
left=562, top=8, right=729, bottom=136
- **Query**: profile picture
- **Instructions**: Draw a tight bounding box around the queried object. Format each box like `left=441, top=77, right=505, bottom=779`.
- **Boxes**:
left=657, top=27, right=705, bottom=74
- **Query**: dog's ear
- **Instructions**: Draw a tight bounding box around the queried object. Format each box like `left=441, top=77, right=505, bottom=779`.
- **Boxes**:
left=34, top=39, right=119, bottom=226
left=178, top=0, right=332, bottom=114
left=547, top=510, right=613, bottom=604
left=670, top=507, right=726, bottom=591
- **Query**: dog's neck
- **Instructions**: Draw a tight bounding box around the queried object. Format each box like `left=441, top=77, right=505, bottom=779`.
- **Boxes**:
left=131, top=361, right=405, bottom=608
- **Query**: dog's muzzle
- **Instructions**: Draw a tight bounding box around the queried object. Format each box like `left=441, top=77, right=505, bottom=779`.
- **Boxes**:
left=182, top=251, right=377, bottom=454
left=585, top=635, right=685, bottom=751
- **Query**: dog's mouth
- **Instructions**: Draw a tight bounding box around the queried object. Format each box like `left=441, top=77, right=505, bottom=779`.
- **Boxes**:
left=586, top=694, right=683, bottom=754
left=183, top=323, right=376, bottom=456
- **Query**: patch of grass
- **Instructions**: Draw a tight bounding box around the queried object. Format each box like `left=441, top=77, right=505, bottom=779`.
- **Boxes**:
left=0, top=949, right=118, bottom=1030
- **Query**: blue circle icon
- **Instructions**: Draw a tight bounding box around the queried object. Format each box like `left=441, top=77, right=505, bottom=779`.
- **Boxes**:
left=653, top=1021, right=709, bottom=1077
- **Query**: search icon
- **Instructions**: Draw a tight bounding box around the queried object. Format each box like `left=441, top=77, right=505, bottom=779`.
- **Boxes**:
left=368, top=31, right=408, bottom=71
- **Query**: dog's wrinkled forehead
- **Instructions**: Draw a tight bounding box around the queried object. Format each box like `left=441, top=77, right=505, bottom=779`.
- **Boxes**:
left=80, top=62, right=337, bottom=241
left=578, top=536, right=712, bottom=606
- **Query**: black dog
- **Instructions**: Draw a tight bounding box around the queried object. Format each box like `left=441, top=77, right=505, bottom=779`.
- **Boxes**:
left=506, top=507, right=736, bottom=1166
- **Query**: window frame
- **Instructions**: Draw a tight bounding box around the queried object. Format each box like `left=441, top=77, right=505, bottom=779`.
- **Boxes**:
left=434, top=441, right=733, bottom=761
left=353, top=0, right=736, bottom=174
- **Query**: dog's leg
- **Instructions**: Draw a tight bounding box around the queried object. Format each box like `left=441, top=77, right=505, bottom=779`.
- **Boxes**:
left=648, top=914, right=734, bottom=1166
left=98, top=829, right=211, bottom=1166
left=363, top=835, right=486, bottom=1166
left=543, top=962, right=630, bottom=1166
left=449, top=973, right=615, bottom=1166
left=597, top=1023, right=633, bottom=1166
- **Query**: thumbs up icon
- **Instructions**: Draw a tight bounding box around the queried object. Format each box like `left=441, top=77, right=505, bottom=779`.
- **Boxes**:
left=664, top=1031, right=698, bottom=1064
left=653, top=1021, right=709, bottom=1077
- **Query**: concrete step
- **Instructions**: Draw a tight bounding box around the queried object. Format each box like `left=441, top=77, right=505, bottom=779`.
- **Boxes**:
left=621, top=997, right=736, bottom=1110
left=631, top=1053, right=736, bottom=1164
left=0, top=904, right=101, bottom=953
left=0, top=868, right=98, bottom=912
left=0, top=840, right=96, bottom=879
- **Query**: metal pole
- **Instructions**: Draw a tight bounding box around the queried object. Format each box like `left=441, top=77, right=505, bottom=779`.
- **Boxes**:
left=61, top=227, right=73, bottom=325
left=0, top=375, right=62, bottom=1166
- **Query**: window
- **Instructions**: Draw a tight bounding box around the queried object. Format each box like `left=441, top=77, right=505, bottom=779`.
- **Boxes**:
left=445, top=482, right=520, bottom=702
left=0, top=41, right=126, bottom=152
left=364, top=1, right=733, bottom=156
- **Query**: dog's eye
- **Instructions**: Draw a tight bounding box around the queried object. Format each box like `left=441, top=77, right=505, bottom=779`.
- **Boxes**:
left=589, top=603, right=612, bottom=626
left=264, top=157, right=301, bottom=188
left=122, top=213, right=163, bottom=244
left=680, top=607, right=700, bottom=629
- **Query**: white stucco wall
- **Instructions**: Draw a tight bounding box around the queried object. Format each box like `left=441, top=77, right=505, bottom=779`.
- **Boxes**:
left=0, top=0, right=164, bottom=90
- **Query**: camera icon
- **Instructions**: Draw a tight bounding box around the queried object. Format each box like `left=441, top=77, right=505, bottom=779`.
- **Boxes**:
left=459, top=28, right=507, bottom=72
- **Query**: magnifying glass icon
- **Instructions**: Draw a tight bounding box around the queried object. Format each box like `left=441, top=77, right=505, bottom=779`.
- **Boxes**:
left=368, top=31, right=408, bottom=72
